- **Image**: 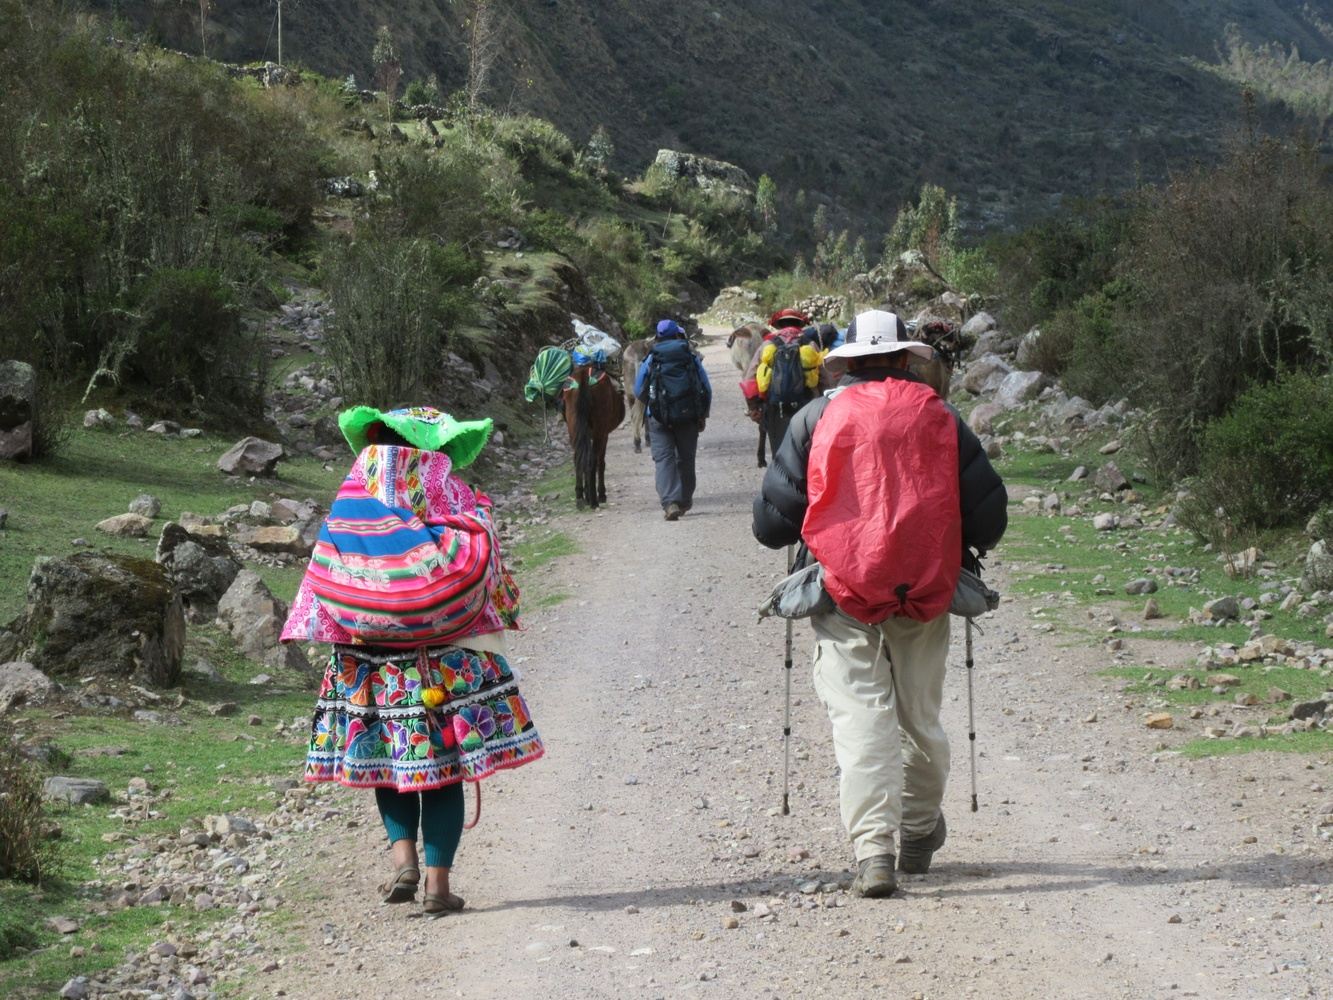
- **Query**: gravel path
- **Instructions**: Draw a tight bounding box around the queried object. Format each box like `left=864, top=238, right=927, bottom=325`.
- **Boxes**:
left=267, top=334, right=1331, bottom=1000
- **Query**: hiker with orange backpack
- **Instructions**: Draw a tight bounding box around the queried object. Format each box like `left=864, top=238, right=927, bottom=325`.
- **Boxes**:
left=752, top=310, right=1006, bottom=898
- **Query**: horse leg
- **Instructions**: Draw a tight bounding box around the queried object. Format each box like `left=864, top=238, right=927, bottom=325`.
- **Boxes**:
left=597, top=432, right=609, bottom=504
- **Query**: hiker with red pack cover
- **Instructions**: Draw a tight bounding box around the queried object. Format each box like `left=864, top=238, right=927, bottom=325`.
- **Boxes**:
left=752, top=310, right=1006, bottom=899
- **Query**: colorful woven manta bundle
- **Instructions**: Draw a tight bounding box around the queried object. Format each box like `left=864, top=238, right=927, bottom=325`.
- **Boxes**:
left=282, top=444, right=520, bottom=648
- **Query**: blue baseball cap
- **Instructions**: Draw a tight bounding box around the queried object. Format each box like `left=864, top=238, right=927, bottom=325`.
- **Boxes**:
left=656, top=319, right=685, bottom=338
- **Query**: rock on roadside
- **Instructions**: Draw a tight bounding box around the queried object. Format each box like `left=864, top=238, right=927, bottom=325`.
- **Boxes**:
left=217, top=437, right=285, bottom=477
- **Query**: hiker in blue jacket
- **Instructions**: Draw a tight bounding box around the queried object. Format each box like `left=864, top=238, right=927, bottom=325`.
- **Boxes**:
left=634, top=319, right=712, bottom=521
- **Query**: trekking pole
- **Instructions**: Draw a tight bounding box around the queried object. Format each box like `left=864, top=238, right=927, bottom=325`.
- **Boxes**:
left=965, top=617, right=979, bottom=813
left=782, top=544, right=794, bottom=816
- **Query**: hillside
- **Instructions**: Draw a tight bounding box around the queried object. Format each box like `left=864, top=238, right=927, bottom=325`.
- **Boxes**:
left=99, top=0, right=1333, bottom=231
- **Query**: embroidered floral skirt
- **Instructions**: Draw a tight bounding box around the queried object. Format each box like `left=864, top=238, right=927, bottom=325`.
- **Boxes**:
left=306, top=643, right=544, bottom=791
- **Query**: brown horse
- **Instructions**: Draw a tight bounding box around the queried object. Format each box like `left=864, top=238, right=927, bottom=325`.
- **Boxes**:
left=562, top=364, right=626, bottom=509
left=620, top=337, right=653, bottom=453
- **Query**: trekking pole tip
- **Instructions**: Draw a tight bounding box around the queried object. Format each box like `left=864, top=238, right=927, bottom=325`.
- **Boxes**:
left=782, top=794, right=790, bottom=816
left=970, top=794, right=978, bottom=813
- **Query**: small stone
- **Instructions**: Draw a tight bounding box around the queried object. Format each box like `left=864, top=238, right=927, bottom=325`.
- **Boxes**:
left=60, top=978, right=90, bottom=1000
left=1083, top=711, right=1098, bottom=723
left=729, top=900, right=747, bottom=913
left=1143, top=598, right=1162, bottom=620
left=1167, top=913, right=1182, bottom=924
left=1234, top=691, right=1260, bottom=707
left=48, top=917, right=79, bottom=934
left=1068, top=466, right=1088, bottom=482
left=43, top=777, right=110, bottom=806
left=1124, top=578, right=1158, bottom=596
left=722, top=916, right=739, bottom=930
left=192, top=893, right=215, bottom=910
left=129, top=494, right=162, bottom=519
left=95, top=512, right=154, bottom=537
left=248, top=714, right=263, bottom=726
left=1267, top=687, right=1292, bottom=703
left=1204, top=596, right=1241, bottom=621
left=1093, top=513, right=1118, bottom=532
left=1145, top=713, right=1173, bottom=730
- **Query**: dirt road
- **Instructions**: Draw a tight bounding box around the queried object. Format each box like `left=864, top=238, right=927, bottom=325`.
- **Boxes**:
left=269, top=334, right=1331, bottom=1000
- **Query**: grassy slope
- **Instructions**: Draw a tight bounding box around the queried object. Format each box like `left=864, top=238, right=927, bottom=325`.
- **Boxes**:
left=995, top=437, right=1333, bottom=759
left=98, top=0, right=1333, bottom=230
left=0, top=428, right=344, bottom=623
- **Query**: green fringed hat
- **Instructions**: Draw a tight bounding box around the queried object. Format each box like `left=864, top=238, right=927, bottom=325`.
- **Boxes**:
left=338, top=405, right=493, bottom=469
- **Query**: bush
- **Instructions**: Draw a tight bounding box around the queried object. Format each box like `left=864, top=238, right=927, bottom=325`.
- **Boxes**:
left=0, top=749, right=62, bottom=886
left=324, top=232, right=480, bottom=404
left=0, top=0, right=328, bottom=424
left=1120, top=130, right=1333, bottom=475
left=1177, top=372, right=1333, bottom=535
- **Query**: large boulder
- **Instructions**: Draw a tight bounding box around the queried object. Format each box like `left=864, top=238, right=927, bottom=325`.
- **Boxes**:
left=1301, top=540, right=1333, bottom=593
left=216, top=571, right=310, bottom=673
left=217, top=437, right=285, bottom=477
left=651, top=149, right=754, bottom=198
left=1015, top=329, right=1044, bottom=368
left=1050, top=395, right=1095, bottom=426
left=994, top=370, right=1049, bottom=410
left=0, top=661, right=54, bottom=715
left=3, top=552, right=184, bottom=686
left=960, top=312, right=997, bottom=339
left=961, top=354, right=1013, bottom=396
left=0, top=360, right=36, bottom=461
left=968, top=402, right=1004, bottom=435
left=155, top=522, right=242, bottom=620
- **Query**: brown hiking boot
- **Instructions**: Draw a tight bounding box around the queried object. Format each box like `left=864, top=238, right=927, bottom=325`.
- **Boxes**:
left=851, top=854, right=898, bottom=898
left=664, top=503, right=683, bottom=521
left=899, top=814, right=947, bottom=874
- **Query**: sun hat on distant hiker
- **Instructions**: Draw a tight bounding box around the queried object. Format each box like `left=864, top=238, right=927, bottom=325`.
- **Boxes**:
left=656, top=319, right=686, bottom=339
left=338, top=405, right=493, bottom=468
left=825, top=309, right=934, bottom=361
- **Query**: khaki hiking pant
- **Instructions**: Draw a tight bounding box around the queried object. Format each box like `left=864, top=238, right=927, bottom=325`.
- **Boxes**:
left=811, top=606, right=951, bottom=862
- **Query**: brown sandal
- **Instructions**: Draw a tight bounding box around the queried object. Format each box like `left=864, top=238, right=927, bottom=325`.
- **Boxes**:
left=379, top=865, right=420, bottom=904
left=422, top=891, right=465, bottom=917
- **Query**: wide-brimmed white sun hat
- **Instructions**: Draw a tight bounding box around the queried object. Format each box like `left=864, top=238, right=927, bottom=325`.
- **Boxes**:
left=825, top=309, right=935, bottom=361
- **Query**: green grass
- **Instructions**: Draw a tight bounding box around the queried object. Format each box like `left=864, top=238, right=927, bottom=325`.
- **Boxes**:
left=995, top=445, right=1325, bottom=645
left=1178, top=730, right=1333, bottom=758
left=1102, top=664, right=1330, bottom=710
left=0, top=427, right=344, bottom=621
left=0, top=626, right=314, bottom=997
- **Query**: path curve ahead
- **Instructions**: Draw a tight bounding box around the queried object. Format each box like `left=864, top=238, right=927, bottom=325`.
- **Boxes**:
left=271, top=331, right=1330, bottom=1000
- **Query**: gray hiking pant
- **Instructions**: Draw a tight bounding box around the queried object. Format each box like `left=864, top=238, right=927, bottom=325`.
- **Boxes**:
left=647, top=416, right=699, bottom=510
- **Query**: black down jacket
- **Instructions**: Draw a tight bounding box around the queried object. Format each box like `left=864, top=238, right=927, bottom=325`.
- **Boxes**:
left=752, top=368, right=1008, bottom=559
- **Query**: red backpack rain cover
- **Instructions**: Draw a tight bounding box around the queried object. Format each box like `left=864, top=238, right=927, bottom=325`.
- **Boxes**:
left=804, top=379, right=962, bottom=624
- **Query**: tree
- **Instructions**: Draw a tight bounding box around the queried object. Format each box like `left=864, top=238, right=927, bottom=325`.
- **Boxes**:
left=584, top=125, right=614, bottom=174
left=181, top=0, right=211, bottom=57
left=464, top=0, right=503, bottom=112
left=754, top=174, right=778, bottom=232
left=882, top=183, right=958, bottom=267
left=372, top=25, right=402, bottom=106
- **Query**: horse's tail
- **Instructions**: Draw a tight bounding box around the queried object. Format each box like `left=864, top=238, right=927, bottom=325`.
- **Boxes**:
left=572, top=367, right=595, bottom=488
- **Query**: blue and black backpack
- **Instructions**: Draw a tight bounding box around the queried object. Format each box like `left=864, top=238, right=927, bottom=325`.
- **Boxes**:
left=647, top=340, right=707, bottom=428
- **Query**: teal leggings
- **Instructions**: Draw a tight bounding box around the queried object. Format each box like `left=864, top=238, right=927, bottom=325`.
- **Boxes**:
left=374, top=784, right=465, bottom=868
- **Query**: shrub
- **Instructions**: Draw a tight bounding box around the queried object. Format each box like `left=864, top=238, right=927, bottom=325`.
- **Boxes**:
left=1177, top=372, right=1333, bottom=535
left=0, top=748, right=62, bottom=886
left=0, top=1, right=329, bottom=424
left=324, top=232, right=480, bottom=404
left=1119, top=129, right=1333, bottom=474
